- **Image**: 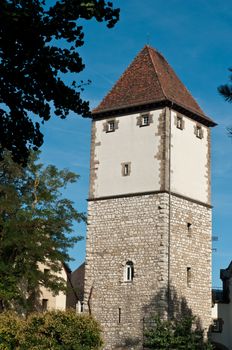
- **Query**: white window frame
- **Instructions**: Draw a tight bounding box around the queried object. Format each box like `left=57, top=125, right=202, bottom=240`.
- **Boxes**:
left=196, top=125, right=203, bottom=139
left=76, top=300, right=84, bottom=313
left=107, top=120, right=115, bottom=132
left=141, top=114, right=149, bottom=126
left=177, top=116, right=183, bottom=129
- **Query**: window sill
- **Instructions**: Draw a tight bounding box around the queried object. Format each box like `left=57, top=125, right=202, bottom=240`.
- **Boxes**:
left=121, top=280, right=133, bottom=284
left=139, top=124, right=150, bottom=127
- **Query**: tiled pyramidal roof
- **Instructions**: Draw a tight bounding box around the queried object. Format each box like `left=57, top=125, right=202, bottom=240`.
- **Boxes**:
left=92, top=45, right=216, bottom=126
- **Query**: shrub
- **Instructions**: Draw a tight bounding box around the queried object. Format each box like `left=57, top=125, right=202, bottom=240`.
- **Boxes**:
left=144, top=315, right=214, bottom=350
left=0, top=310, right=103, bottom=350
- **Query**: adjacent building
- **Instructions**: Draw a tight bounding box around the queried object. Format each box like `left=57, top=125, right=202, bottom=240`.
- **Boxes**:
left=66, top=262, right=85, bottom=312
left=38, top=262, right=70, bottom=312
left=211, top=261, right=232, bottom=350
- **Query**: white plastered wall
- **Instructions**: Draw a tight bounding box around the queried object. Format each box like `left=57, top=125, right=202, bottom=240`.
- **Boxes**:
left=39, top=263, right=67, bottom=310
left=94, top=109, right=162, bottom=198
left=170, top=111, right=209, bottom=204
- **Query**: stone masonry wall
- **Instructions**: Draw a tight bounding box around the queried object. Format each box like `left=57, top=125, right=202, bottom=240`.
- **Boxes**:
left=170, top=194, right=212, bottom=331
left=84, top=193, right=169, bottom=350
left=84, top=192, right=212, bottom=349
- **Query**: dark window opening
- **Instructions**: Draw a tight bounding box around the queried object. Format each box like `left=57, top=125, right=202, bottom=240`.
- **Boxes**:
left=125, top=261, right=134, bottom=282
left=187, top=223, right=192, bottom=235
left=187, top=267, right=191, bottom=287
left=42, top=299, right=48, bottom=311
left=122, top=163, right=131, bottom=176
left=211, top=319, right=223, bottom=333
left=118, top=308, right=121, bottom=324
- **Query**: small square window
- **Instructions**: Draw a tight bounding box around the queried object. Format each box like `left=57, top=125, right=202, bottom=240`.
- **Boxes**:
left=196, top=125, right=203, bottom=139
left=211, top=319, right=223, bottom=333
left=103, top=119, right=119, bottom=133
left=177, top=116, right=183, bottom=130
left=137, top=113, right=152, bottom=127
left=107, top=120, right=115, bottom=132
left=141, top=114, right=149, bottom=126
left=122, top=162, right=131, bottom=176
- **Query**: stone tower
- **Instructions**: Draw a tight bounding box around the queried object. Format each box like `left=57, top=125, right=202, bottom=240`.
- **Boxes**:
left=84, top=46, right=216, bottom=349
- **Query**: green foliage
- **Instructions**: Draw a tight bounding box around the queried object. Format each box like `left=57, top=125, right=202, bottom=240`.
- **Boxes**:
left=0, top=310, right=103, bottom=349
left=144, top=315, right=214, bottom=350
left=218, top=68, right=232, bottom=136
left=0, top=0, right=120, bottom=165
left=0, top=150, right=85, bottom=312
left=218, top=67, right=232, bottom=103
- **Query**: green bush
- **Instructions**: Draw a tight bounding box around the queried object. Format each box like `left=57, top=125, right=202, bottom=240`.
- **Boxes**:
left=144, top=315, right=214, bottom=350
left=0, top=310, right=103, bottom=350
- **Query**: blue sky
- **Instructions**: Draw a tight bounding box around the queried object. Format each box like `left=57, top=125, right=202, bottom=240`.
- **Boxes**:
left=40, top=0, right=232, bottom=287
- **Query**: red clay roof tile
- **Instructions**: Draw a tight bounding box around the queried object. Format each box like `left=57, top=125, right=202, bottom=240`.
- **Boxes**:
left=92, top=46, right=215, bottom=125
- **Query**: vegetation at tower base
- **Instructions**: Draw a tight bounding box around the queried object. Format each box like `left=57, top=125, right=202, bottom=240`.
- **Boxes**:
left=0, top=150, right=85, bottom=313
left=144, top=315, right=214, bottom=350
left=0, top=0, right=120, bottom=166
left=0, top=310, right=103, bottom=349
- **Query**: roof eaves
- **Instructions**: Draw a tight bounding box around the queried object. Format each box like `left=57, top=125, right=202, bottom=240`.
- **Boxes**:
left=92, top=99, right=217, bottom=127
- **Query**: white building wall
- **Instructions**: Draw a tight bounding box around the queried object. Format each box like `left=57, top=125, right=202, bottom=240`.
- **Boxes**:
left=171, top=111, right=209, bottom=204
left=211, top=280, right=232, bottom=350
left=39, top=263, right=67, bottom=311
left=92, top=109, right=210, bottom=205
left=94, top=109, right=162, bottom=198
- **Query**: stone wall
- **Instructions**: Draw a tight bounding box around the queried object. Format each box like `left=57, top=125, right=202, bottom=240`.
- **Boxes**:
left=84, top=192, right=212, bottom=349
left=169, top=195, right=212, bottom=331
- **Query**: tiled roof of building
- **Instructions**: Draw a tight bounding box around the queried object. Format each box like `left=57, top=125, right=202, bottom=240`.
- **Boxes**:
left=92, top=45, right=216, bottom=126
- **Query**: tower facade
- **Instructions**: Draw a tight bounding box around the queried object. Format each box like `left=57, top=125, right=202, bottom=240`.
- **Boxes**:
left=84, top=46, right=216, bottom=349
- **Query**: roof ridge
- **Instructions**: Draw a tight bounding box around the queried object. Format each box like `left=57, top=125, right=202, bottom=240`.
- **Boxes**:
left=147, top=46, right=167, bottom=100
left=149, top=46, right=205, bottom=115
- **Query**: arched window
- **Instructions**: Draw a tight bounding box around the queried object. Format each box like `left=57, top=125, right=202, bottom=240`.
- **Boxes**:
left=124, top=261, right=134, bottom=282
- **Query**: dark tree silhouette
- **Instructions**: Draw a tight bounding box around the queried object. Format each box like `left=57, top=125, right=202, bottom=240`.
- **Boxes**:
left=218, top=68, right=232, bottom=136
left=0, top=0, right=120, bottom=165
left=218, top=68, right=232, bottom=103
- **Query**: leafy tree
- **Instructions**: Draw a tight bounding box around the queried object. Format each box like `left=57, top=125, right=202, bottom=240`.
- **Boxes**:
left=0, top=0, right=120, bottom=165
left=0, top=310, right=103, bottom=349
left=0, top=150, right=85, bottom=313
left=144, top=315, right=214, bottom=350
